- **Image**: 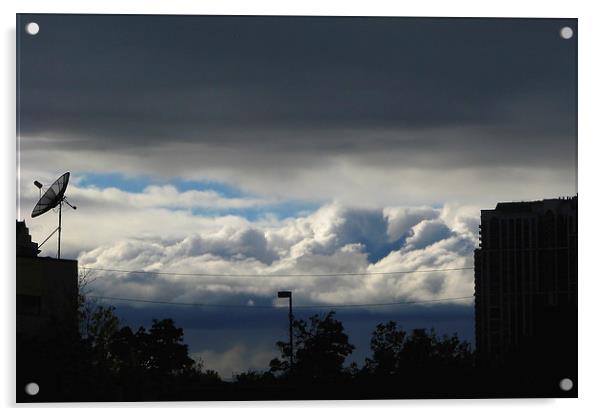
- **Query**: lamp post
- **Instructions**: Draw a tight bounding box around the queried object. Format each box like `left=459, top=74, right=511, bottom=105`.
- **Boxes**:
left=33, top=180, right=43, bottom=199
left=278, top=290, right=293, bottom=369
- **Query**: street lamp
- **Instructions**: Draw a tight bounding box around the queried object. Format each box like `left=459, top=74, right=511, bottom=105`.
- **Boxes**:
left=278, top=290, right=293, bottom=369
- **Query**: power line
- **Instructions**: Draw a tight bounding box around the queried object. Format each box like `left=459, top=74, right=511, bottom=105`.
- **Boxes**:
left=81, top=266, right=473, bottom=278
left=87, top=294, right=474, bottom=309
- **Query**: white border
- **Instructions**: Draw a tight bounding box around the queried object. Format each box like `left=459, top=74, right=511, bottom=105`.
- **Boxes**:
left=2, top=1, right=601, bottom=414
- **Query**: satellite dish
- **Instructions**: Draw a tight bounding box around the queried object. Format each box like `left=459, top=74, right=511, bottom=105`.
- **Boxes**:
left=31, top=172, right=70, bottom=218
left=30, top=172, right=76, bottom=259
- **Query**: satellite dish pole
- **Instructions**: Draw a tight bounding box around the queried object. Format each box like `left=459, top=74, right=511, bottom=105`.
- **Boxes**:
left=31, top=172, right=77, bottom=259
left=58, top=199, right=62, bottom=259
left=56, top=197, right=76, bottom=259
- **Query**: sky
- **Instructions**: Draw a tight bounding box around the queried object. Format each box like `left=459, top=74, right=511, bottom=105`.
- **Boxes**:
left=17, top=15, right=577, bottom=378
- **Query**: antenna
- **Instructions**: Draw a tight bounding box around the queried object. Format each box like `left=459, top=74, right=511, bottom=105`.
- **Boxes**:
left=31, top=172, right=77, bottom=259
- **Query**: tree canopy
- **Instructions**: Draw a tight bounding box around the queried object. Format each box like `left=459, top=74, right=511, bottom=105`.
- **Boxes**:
left=270, top=311, right=355, bottom=382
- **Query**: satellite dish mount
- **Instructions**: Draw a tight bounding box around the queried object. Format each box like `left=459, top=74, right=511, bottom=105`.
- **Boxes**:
left=31, top=172, right=77, bottom=259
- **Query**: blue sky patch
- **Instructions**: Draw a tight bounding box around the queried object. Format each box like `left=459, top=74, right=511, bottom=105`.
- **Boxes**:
left=77, top=172, right=321, bottom=220
left=190, top=200, right=321, bottom=221
left=78, top=172, right=247, bottom=198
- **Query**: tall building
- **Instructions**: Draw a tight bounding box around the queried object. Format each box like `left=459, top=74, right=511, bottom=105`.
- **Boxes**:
left=474, top=197, right=577, bottom=369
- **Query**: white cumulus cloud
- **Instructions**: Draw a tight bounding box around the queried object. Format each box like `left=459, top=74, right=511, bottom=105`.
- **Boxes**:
left=60, top=187, right=479, bottom=308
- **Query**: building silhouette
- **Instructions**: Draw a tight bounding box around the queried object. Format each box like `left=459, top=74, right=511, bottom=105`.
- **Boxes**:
left=16, top=220, right=78, bottom=340
left=474, top=197, right=577, bottom=370
left=17, top=220, right=80, bottom=401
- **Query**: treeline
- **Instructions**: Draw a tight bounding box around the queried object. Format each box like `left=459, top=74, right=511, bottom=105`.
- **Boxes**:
left=238, top=312, right=472, bottom=383
left=18, top=300, right=223, bottom=402
left=233, top=311, right=476, bottom=399
left=18, top=292, right=476, bottom=402
left=18, top=292, right=571, bottom=401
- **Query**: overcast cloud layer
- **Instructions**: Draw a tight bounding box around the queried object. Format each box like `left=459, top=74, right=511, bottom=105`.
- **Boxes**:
left=18, top=16, right=576, bottom=209
left=17, top=15, right=577, bottom=376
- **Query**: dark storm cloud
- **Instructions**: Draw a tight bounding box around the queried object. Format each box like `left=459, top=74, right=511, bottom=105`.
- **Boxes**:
left=18, top=15, right=576, bottom=166
left=108, top=301, right=474, bottom=333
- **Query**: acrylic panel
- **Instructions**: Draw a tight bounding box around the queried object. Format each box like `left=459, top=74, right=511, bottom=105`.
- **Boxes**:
left=16, top=14, right=577, bottom=402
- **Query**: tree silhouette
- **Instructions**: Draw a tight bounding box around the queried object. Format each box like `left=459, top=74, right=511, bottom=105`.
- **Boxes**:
left=364, top=325, right=473, bottom=376
left=138, top=319, right=195, bottom=375
left=270, top=311, right=355, bottom=382
left=82, top=305, right=121, bottom=367
left=364, top=321, right=406, bottom=375
left=235, top=370, right=277, bottom=385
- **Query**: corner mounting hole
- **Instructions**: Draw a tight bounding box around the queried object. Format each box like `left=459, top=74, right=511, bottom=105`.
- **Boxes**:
left=560, top=26, right=573, bottom=40
left=25, top=382, right=39, bottom=396
left=559, top=378, right=573, bottom=391
left=25, top=22, right=40, bottom=36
